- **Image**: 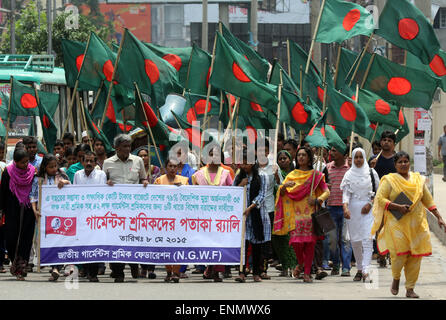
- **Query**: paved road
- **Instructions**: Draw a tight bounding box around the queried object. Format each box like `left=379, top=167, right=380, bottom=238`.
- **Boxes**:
left=1, top=176, right=446, bottom=300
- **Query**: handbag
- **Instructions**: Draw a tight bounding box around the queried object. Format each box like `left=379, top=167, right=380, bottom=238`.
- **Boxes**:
left=312, top=205, right=336, bottom=237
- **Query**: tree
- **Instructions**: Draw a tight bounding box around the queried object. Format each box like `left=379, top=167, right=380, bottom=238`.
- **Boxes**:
left=0, top=1, right=114, bottom=67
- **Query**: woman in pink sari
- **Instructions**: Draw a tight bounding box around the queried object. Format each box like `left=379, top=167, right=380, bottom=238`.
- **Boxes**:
left=274, top=147, right=330, bottom=283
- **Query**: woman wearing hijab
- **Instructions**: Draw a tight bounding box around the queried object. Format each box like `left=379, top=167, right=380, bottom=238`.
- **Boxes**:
left=0, top=148, right=36, bottom=280
left=340, top=148, right=379, bottom=283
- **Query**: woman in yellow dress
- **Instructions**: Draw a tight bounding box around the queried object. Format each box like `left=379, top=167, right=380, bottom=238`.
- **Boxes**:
left=371, top=151, right=446, bottom=298
left=154, top=158, right=189, bottom=283
left=274, top=146, right=330, bottom=283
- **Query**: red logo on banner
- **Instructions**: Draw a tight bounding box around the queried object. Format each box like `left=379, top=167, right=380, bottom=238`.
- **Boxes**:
left=45, top=216, right=77, bottom=236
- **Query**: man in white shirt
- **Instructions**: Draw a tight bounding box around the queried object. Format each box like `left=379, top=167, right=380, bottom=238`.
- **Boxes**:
left=73, top=151, right=107, bottom=282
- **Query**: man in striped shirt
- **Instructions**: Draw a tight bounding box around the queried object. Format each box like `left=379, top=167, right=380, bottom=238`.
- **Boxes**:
left=326, top=146, right=352, bottom=277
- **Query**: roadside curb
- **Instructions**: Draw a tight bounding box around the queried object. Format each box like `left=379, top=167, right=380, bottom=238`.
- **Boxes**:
left=427, top=210, right=446, bottom=246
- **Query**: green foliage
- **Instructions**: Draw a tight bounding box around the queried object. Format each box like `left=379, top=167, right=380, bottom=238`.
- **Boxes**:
left=1, top=0, right=114, bottom=67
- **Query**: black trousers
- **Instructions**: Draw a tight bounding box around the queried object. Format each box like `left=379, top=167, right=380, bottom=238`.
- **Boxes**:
left=241, top=240, right=263, bottom=276
left=0, top=226, right=5, bottom=266
left=140, top=264, right=155, bottom=272
left=5, top=206, right=35, bottom=264
left=313, top=239, right=324, bottom=270
left=110, top=263, right=138, bottom=278
left=86, top=263, right=99, bottom=277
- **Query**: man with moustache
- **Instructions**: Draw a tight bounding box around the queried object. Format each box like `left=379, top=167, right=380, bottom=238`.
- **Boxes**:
left=73, top=151, right=107, bottom=282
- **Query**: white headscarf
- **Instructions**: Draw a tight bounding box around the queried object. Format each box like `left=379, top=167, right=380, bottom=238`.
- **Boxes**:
left=340, top=148, right=373, bottom=196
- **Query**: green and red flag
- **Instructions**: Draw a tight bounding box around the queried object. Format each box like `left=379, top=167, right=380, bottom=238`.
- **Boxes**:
left=375, top=0, right=440, bottom=65
left=210, top=32, right=278, bottom=107
left=305, top=115, right=347, bottom=153
left=220, top=22, right=270, bottom=82
left=171, top=110, right=204, bottom=149
left=179, top=92, right=222, bottom=125
left=10, top=78, right=39, bottom=117
left=144, top=42, right=192, bottom=87
left=325, top=86, right=371, bottom=139
left=38, top=90, right=59, bottom=118
left=288, top=40, right=323, bottom=90
left=38, top=101, right=58, bottom=153
left=237, top=98, right=276, bottom=129
left=316, top=0, right=374, bottom=43
left=83, top=104, right=114, bottom=153
left=406, top=50, right=446, bottom=92
left=0, top=91, right=16, bottom=125
left=116, top=29, right=181, bottom=108
left=269, top=60, right=300, bottom=95
left=357, top=88, right=405, bottom=128
left=280, top=88, right=320, bottom=132
left=61, top=39, right=89, bottom=89
left=336, top=47, right=372, bottom=90
left=185, top=43, right=214, bottom=95
left=369, top=108, right=409, bottom=144
left=362, top=53, right=439, bottom=110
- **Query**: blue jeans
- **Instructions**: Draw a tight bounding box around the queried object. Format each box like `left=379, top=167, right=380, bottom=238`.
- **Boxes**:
left=322, top=233, right=331, bottom=266
left=328, top=206, right=352, bottom=271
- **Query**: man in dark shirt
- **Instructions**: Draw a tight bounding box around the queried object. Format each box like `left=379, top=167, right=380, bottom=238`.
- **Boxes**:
left=369, top=130, right=397, bottom=268
left=369, top=131, right=397, bottom=179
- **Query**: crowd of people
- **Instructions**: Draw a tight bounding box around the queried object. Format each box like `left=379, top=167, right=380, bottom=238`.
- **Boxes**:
left=0, top=128, right=445, bottom=299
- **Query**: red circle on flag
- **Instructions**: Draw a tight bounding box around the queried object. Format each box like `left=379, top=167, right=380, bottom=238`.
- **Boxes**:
left=317, top=86, right=324, bottom=102
left=92, top=122, right=101, bottom=134
left=159, top=144, right=166, bottom=151
left=387, top=77, right=412, bottom=96
left=194, top=99, right=212, bottom=114
left=343, top=9, right=361, bottom=31
left=308, top=123, right=317, bottom=136
left=102, top=60, right=114, bottom=82
left=118, top=123, right=133, bottom=132
left=329, top=124, right=336, bottom=130
left=232, top=62, right=251, bottom=82
left=163, top=54, right=182, bottom=71
left=291, top=102, right=308, bottom=124
left=398, top=18, right=419, bottom=40
left=429, top=54, right=446, bottom=77
left=250, top=102, right=263, bottom=112
left=228, top=94, right=236, bottom=107
left=399, top=109, right=405, bottom=126
left=321, top=126, right=326, bottom=137
left=375, top=99, right=391, bottom=115
left=20, top=93, right=37, bottom=109
left=246, top=126, right=257, bottom=144
left=106, top=100, right=116, bottom=123
left=145, top=59, right=160, bottom=84
left=76, top=54, right=84, bottom=72
left=42, top=114, right=50, bottom=129
left=370, top=123, right=377, bottom=130
left=340, top=102, right=357, bottom=122
left=0, top=97, right=2, bottom=105
left=143, top=102, right=158, bottom=127
left=206, top=66, right=211, bottom=87
left=186, top=110, right=197, bottom=124
left=185, top=128, right=201, bottom=147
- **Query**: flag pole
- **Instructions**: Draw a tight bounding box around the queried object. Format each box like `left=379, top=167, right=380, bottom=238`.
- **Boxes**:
left=79, top=98, right=94, bottom=152
left=305, top=0, right=326, bottom=74
left=134, top=82, right=164, bottom=171
left=62, top=32, right=92, bottom=138
left=349, top=84, right=360, bottom=157
left=100, top=29, right=126, bottom=129
left=287, top=39, right=292, bottom=77
left=367, top=122, right=380, bottom=159
left=360, top=53, right=376, bottom=89
left=89, top=80, right=104, bottom=117
left=4, top=77, right=13, bottom=158
left=274, top=71, right=283, bottom=165
left=333, top=44, right=342, bottom=88
left=221, top=97, right=239, bottom=148
left=200, top=32, right=218, bottom=165
left=348, top=34, right=373, bottom=87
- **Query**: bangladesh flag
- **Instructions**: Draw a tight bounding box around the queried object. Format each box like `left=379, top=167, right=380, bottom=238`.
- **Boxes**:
left=10, top=78, right=39, bottom=117
left=61, top=39, right=89, bottom=89
left=280, top=88, right=320, bottom=132
left=178, top=92, right=222, bottom=125
left=369, top=109, right=409, bottom=144
left=186, top=43, right=214, bottom=96
left=362, top=53, right=439, bottom=110
left=325, top=86, right=371, bottom=139
left=336, top=47, right=372, bottom=90
left=406, top=50, right=446, bottom=92
left=38, top=102, right=58, bottom=153
left=144, top=42, right=192, bottom=88
left=0, top=91, right=16, bottom=125
left=210, top=32, right=278, bottom=107
left=269, top=60, right=300, bottom=95
left=220, top=23, right=269, bottom=82
left=316, top=0, right=374, bottom=44
left=116, top=29, right=181, bottom=108
left=38, top=90, right=59, bottom=118
left=305, top=116, right=346, bottom=153
left=288, top=40, right=323, bottom=90
left=171, top=110, right=204, bottom=149
left=83, top=104, right=114, bottom=153
left=375, top=0, right=440, bottom=65
left=358, top=88, right=404, bottom=129
left=237, top=98, right=276, bottom=128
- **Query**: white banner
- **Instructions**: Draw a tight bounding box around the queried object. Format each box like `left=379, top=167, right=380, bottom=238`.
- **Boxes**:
left=40, top=184, right=245, bottom=265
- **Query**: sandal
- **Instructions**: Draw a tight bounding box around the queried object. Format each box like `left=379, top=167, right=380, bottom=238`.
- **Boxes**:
left=292, top=265, right=303, bottom=279
left=49, top=269, right=60, bottom=282
left=171, top=275, right=180, bottom=283
left=164, top=272, right=172, bottom=283
left=16, top=275, right=25, bottom=281
left=362, top=273, right=372, bottom=283
left=406, top=289, right=419, bottom=299
left=303, top=274, right=313, bottom=283
left=253, top=275, right=262, bottom=282
left=353, top=271, right=363, bottom=282
left=260, top=272, right=271, bottom=280
left=391, top=279, right=400, bottom=296
left=235, top=274, right=246, bottom=283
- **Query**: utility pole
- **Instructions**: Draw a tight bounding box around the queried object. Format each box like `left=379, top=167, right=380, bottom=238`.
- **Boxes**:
left=11, top=0, right=16, bottom=54
left=250, top=0, right=258, bottom=50
left=202, top=0, right=208, bottom=51
left=219, top=2, right=229, bottom=29
left=47, top=0, right=52, bottom=55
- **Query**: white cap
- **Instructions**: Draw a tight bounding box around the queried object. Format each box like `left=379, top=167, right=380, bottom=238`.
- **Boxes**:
left=82, top=131, right=88, bottom=138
